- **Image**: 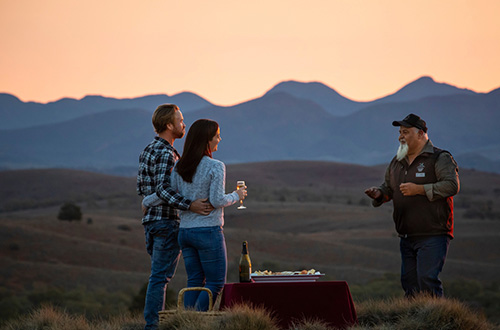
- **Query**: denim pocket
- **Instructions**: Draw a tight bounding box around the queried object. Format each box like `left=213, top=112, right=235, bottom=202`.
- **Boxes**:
left=144, top=220, right=180, bottom=255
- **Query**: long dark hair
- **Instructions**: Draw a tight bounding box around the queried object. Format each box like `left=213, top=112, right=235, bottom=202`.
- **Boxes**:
left=176, top=119, right=219, bottom=183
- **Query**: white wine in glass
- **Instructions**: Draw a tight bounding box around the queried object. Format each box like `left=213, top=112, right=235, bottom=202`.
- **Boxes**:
left=237, top=180, right=247, bottom=209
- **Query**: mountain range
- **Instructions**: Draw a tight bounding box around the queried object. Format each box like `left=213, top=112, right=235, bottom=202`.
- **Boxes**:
left=1, top=76, right=499, bottom=175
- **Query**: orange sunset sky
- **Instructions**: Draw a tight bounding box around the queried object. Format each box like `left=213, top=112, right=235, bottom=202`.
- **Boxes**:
left=1, top=0, right=499, bottom=106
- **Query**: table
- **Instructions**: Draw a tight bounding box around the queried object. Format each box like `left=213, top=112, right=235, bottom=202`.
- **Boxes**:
left=220, top=281, right=357, bottom=329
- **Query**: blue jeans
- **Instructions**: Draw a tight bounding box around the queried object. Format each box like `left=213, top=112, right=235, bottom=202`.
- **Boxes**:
left=400, top=235, right=450, bottom=297
left=143, top=220, right=181, bottom=330
left=178, top=226, right=227, bottom=311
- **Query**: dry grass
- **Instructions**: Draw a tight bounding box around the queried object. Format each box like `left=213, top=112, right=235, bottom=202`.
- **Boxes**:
left=0, top=305, right=143, bottom=330
left=288, top=319, right=332, bottom=330
left=160, top=304, right=279, bottom=330
left=353, top=294, right=497, bottom=330
left=2, top=296, right=498, bottom=330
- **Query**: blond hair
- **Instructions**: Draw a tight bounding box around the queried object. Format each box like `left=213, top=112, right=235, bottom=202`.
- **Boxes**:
left=152, top=104, right=179, bottom=134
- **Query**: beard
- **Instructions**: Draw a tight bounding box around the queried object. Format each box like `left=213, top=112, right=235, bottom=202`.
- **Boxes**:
left=396, top=142, right=409, bottom=161
left=173, top=127, right=185, bottom=139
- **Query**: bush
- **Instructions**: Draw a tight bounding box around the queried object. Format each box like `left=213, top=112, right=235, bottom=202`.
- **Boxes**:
left=354, top=294, right=494, bottom=330
left=0, top=286, right=137, bottom=325
left=159, top=304, right=279, bottom=330
left=446, top=279, right=500, bottom=325
left=117, top=224, right=132, bottom=231
left=1, top=305, right=144, bottom=330
left=350, top=274, right=500, bottom=325
left=57, top=202, right=82, bottom=221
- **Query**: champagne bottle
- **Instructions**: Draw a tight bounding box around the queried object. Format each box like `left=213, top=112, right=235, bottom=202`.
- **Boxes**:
left=239, top=241, right=252, bottom=283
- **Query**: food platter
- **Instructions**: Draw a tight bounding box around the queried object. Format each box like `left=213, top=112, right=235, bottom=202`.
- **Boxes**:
left=250, top=269, right=324, bottom=283
left=251, top=273, right=324, bottom=283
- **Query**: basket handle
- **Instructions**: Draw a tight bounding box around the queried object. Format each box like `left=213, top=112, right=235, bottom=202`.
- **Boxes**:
left=177, top=287, right=214, bottom=311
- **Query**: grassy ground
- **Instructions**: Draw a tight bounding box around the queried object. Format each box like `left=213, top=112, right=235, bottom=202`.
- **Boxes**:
left=1, top=295, right=497, bottom=330
left=1, top=163, right=499, bottom=327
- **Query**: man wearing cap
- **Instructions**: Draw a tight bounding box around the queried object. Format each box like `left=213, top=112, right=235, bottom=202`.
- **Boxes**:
left=365, top=113, right=459, bottom=297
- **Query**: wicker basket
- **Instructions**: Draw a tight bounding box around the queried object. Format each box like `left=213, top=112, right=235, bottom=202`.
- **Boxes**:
left=159, top=287, right=226, bottom=324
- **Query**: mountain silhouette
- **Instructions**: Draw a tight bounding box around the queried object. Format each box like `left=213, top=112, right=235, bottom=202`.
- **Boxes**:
left=264, top=76, right=478, bottom=117
left=0, top=92, right=213, bottom=130
left=374, top=76, right=476, bottom=103
left=0, top=76, right=499, bottom=174
left=264, top=80, right=364, bottom=116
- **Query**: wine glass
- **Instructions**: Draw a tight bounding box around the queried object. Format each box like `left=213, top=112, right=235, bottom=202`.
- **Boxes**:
left=237, top=180, right=247, bottom=209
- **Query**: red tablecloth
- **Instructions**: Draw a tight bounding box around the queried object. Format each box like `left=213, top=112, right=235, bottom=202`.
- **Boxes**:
left=220, top=281, right=357, bottom=329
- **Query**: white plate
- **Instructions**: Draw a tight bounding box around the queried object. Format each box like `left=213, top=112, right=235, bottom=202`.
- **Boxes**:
left=251, top=274, right=324, bottom=283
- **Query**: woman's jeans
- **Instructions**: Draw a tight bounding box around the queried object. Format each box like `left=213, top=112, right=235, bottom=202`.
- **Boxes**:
left=400, top=235, right=450, bottom=297
left=178, top=226, right=227, bottom=311
left=143, top=220, right=181, bottom=330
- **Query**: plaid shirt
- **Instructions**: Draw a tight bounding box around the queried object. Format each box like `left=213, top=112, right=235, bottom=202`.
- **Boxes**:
left=137, top=136, right=191, bottom=224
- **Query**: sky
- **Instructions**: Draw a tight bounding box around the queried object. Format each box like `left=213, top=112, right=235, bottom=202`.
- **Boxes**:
left=1, top=0, right=499, bottom=106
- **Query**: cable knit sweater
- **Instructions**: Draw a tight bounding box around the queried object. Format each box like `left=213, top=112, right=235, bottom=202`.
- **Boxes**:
left=143, top=156, right=239, bottom=228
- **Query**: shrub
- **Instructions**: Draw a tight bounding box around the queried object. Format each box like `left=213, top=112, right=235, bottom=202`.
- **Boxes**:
left=157, top=304, right=278, bottom=330
left=1, top=305, right=90, bottom=330
left=117, top=224, right=132, bottom=231
left=218, top=304, right=278, bottom=330
left=1, top=305, right=144, bottom=330
left=57, top=202, right=82, bottom=221
left=288, top=319, right=332, bottom=330
left=354, top=294, right=494, bottom=330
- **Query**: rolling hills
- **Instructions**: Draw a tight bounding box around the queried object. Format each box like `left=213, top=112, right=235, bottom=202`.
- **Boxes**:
left=1, top=160, right=499, bottom=299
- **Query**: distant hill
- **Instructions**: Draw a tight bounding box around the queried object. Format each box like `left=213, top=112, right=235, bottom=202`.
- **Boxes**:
left=372, top=76, right=477, bottom=104
left=264, top=76, right=477, bottom=116
left=0, top=108, right=154, bottom=170
left=1, top=162, right=499, bottom=299
left=264, top=80, right=365, bottom=116
left=0, top=92, right=213, bottom=130
left=0, top=76, right=499, bottom=174
left=0, top=168, right=136, bottom=212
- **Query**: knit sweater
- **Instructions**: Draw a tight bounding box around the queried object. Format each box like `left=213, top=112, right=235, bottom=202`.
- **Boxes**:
left=143, top=156, right=239, bottom=228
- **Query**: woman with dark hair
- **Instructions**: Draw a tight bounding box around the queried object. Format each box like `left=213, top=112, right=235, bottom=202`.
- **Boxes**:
left=143, top=119, right=247, bottom=311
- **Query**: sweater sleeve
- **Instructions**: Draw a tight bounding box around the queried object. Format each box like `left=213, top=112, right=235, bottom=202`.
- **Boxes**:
left=143, top=166, right=183, bottom=208
left=208, top=161, right=239, bottom=208
left=143, top=192, right=163, bottom=207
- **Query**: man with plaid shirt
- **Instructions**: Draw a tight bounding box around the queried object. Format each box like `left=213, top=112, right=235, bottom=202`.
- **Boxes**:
left=137, top=104, right=212, bottom=330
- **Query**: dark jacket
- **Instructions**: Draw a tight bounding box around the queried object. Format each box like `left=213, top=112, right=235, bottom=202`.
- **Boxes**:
left=374, top=140, right=459, bottom=238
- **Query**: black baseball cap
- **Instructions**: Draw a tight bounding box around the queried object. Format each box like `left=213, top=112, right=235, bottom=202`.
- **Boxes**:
left=392, top=113, right=427, bottom=133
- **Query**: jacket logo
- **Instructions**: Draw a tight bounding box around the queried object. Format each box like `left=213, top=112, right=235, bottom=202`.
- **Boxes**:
left=416, top=163, right=426, bottom=177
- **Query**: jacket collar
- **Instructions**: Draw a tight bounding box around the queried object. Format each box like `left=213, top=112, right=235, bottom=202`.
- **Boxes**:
left=419, top=139, right=435, bottom=155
